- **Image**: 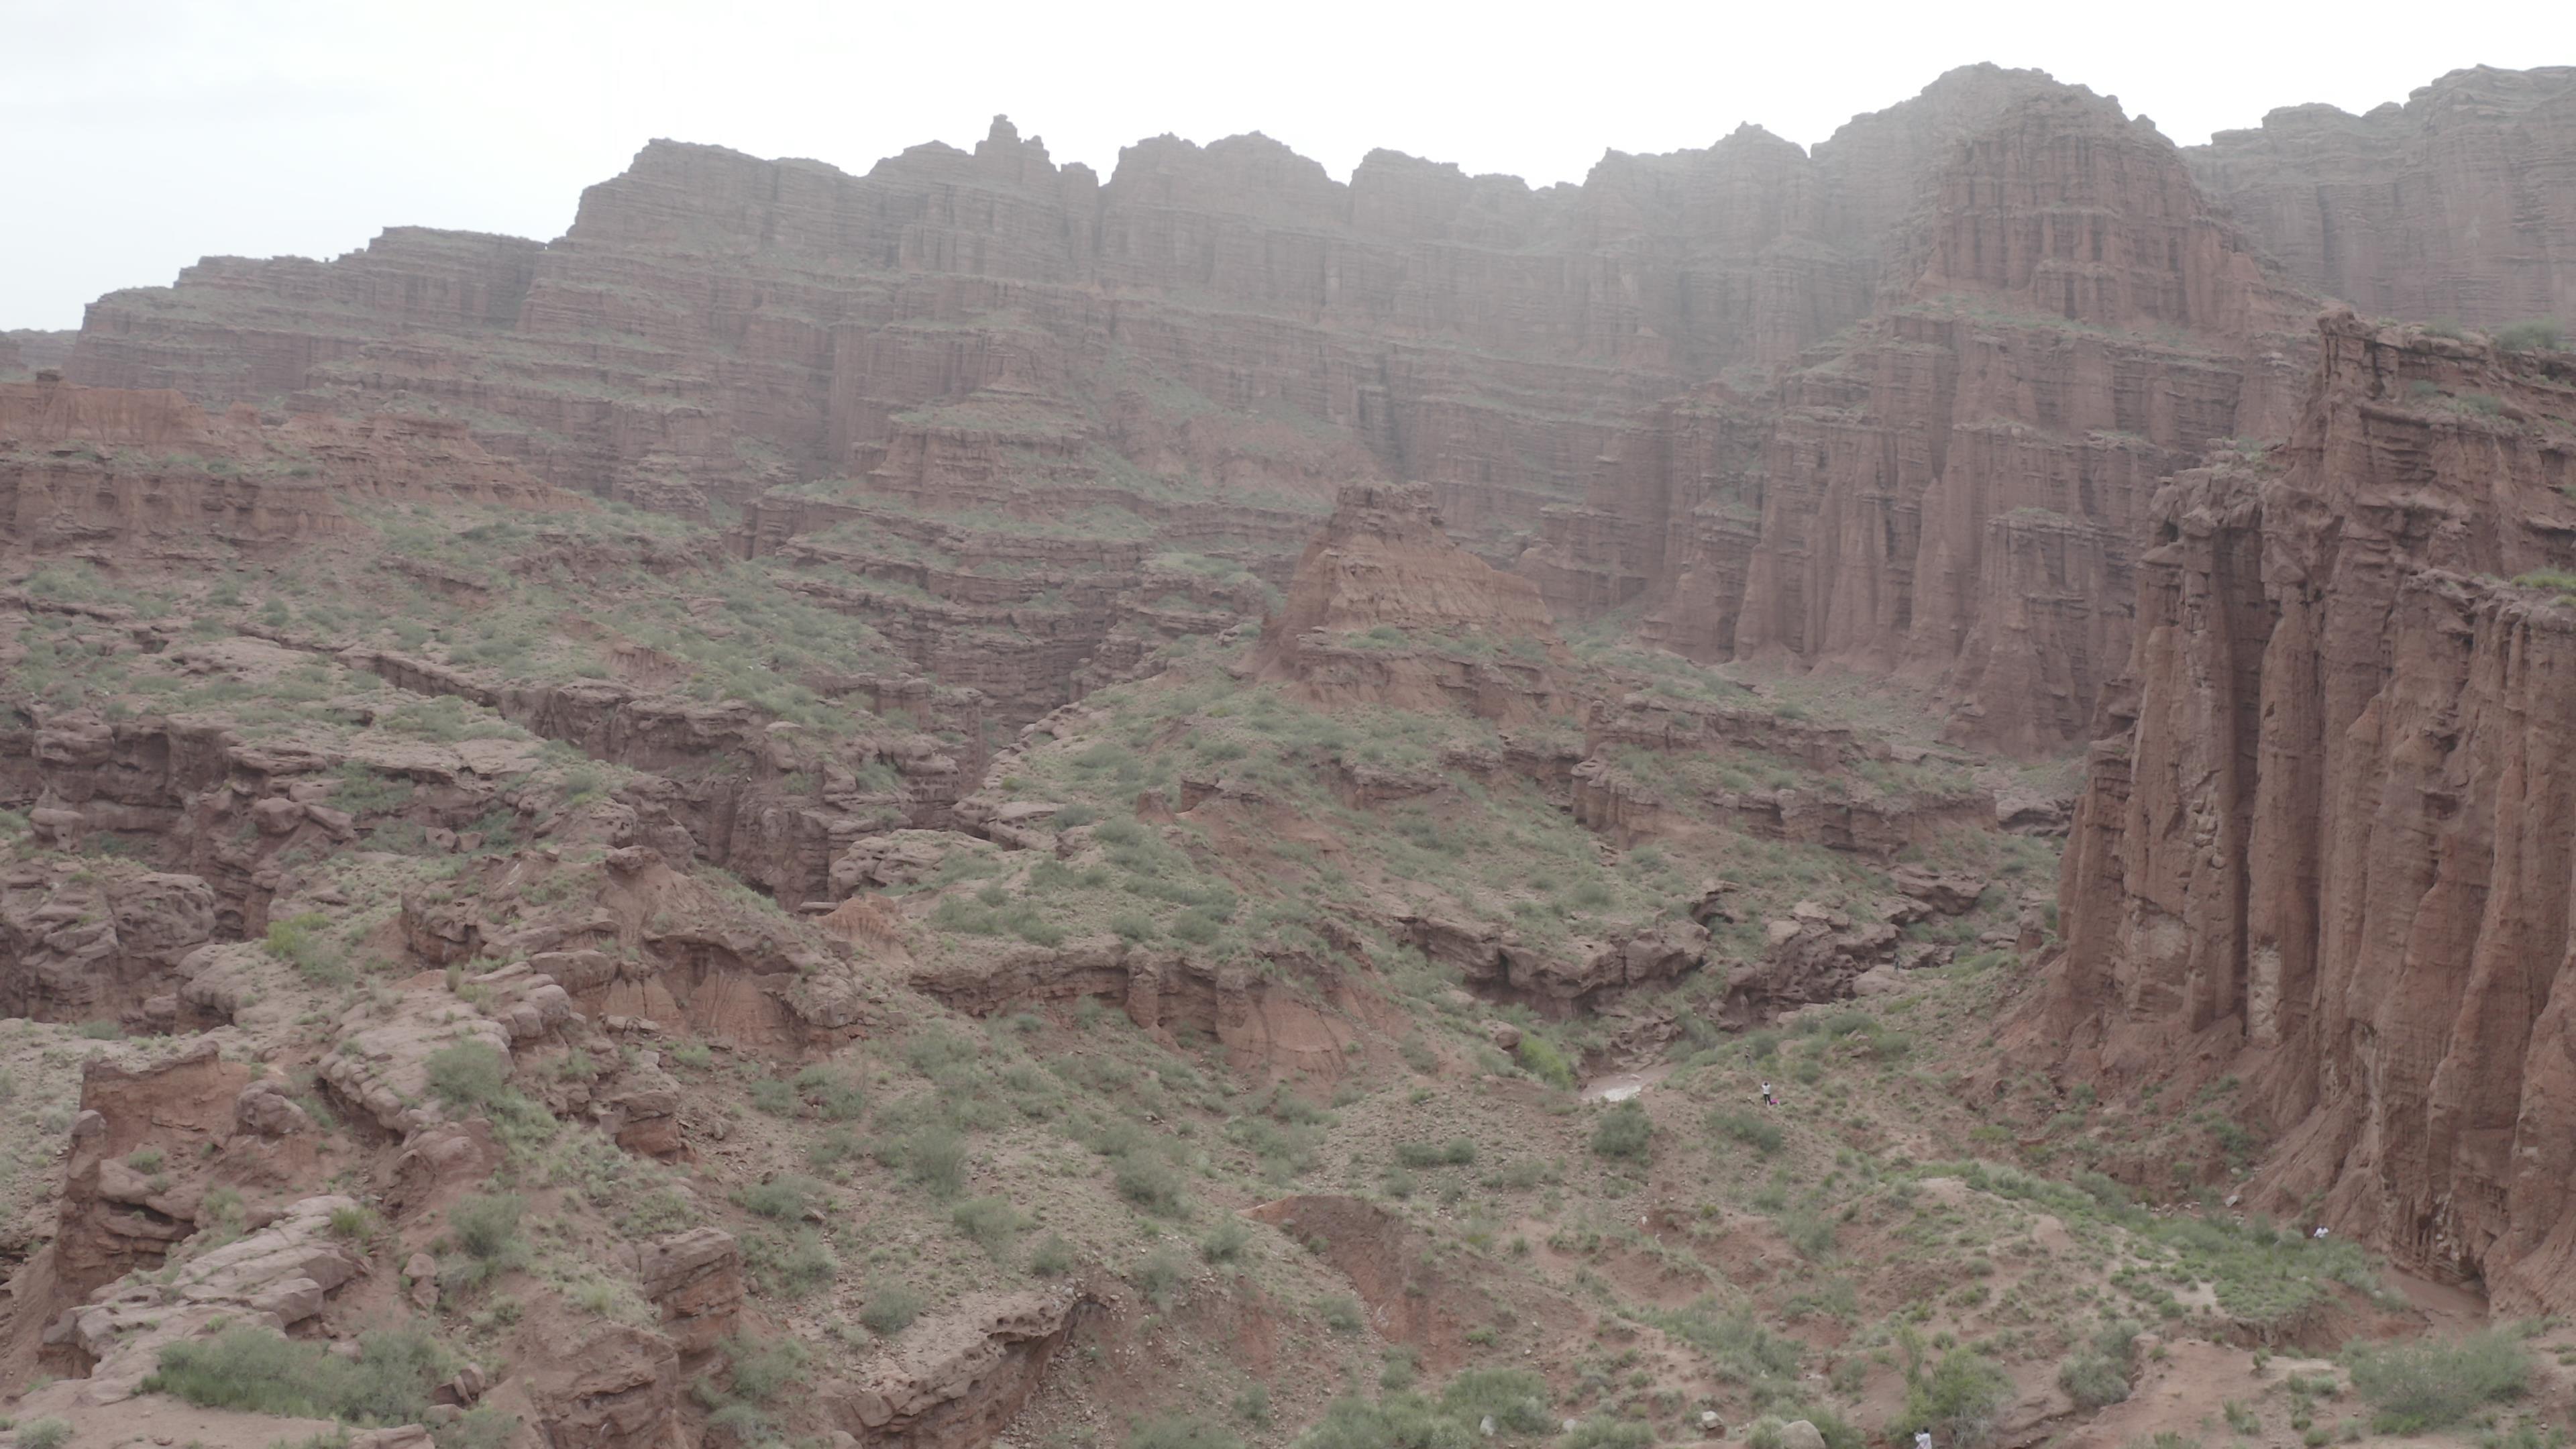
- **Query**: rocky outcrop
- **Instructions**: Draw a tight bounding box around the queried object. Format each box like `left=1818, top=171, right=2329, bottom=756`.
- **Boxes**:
left=1531, top=84, right=2314, bottom=753
left=837, top=1289, right=1092, bottom=1449
left=0, top=376, right=571, bottom=557
left=1397, top=914, right=1707, bottom=1015
left=1253, top=482, right=1570, bottom=721
left=1724, top=904, right=1901, bottom=1020
left=42, top=1193, right=365, bottom=1401
left=613, top=1228, right=743, bottom=1358
left=57, top=64, right=2431, bottom=749
left=910, top=934, right=1381, bottom=1079
left=2036, top=309, right=2576, bottom=1309
left=317, top=971, right=564, bottom=1134
left=48, top=1045, right=256, bottom=1306
left=0, top=865, right=216, bottom=1024
left=2189, top=66, right=2576, bottom=328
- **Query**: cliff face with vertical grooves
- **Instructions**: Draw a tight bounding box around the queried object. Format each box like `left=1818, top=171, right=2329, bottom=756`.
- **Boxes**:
left=60, top=63, right=2297, bottom=748
left=54, top=68, right=2573, bottom=749
left=1529, top=88, right=2314, bottom=751
left=2032, top=309, right=2576, bottom=1309
left=2189, top=66, right=2576, bottom=328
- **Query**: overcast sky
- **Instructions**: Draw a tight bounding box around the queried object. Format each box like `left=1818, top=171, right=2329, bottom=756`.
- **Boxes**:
left=4, top=0, right=2563, bottom=329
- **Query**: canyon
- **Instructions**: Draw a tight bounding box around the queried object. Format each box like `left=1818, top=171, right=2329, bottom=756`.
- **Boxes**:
left=4, top=53, right=2576, bottom=1449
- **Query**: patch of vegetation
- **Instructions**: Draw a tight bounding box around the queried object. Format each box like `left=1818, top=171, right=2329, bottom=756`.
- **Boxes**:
left=2057, top=1320, right=2139, bottom=1410
left=1899, top=1345, right=2013, bottom=1449
left=1589, top=1100, right=1652, bottom=1161
left=264, top=912, right=349, bottom=983
left=439, top=1192, right=528, bottom=1293
left=859, top=1278, right=924, bottom=1336
left=144, top=1323, right=453, bottom=1426
left=2498, top=318, right=2566, bottom=354
left=2347, top=1330, right=2530, bottom=1434
left=423, top=1042, right=513, bottom=1111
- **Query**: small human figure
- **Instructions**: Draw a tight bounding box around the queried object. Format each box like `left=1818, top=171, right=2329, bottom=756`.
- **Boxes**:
left=2312, top=1226, right=2329, bottom=1240
left=1760, top=1081, right=1776, bottom=1107
left=1917, top=1429, right=1933, bottom=1449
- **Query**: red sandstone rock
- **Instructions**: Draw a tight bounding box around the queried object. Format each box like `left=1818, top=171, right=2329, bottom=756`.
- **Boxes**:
left=2190, top=66, right=2576, bottom=328
left=2034, top=309, right=2576, bottom=1310
left=1254, top=482, right=1570, bottom=720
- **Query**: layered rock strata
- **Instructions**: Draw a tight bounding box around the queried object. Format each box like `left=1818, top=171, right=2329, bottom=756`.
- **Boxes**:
left=2190, top=66, right=2576, bottom=328
left=2036, top=309, right=2576, bottom=1309
left=56, top=64, right=2487, bottom=746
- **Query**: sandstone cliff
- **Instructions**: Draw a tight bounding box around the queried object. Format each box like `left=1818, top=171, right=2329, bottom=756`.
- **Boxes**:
left=1527, top=85, right=2316, bottom=752
left=56, top=64, right=2365, bottom=749
left=2190, top=66, right=2576, bottom=327
left=2035, top=308, right=2576, bottom=1310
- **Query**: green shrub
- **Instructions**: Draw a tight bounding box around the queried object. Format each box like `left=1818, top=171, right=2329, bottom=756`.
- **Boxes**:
left=1901, top=1348, right=2013, bottom=1449
left=737, top=1175, right=823, bottom=1220
left=1030, top=1233, right=1077, bottom=1277
left=17, top=1420, right=70, bottom=1449
left=794, top=1065, right=867, bottom=1120
left=1135, top=1248, right=1187, bottom=1309
left=747, top=1077, right=796, bottom=1116
left=264, top=913, right=348, bottom=983
left=2347, top=1331, right=2529, bottom=1434
left=953, top=1195, right=1031, bottom=1256
left=720, top=1333, right=808, bottom=1402
left=144, top=1323, right=452, bottom=1426
left=1114, top=1151, right=1187, bottom=1215
left=449, top=1193, right=523, bottom=1260
left=424, top=1042, right=513, bottom=1110
left=1128, top=1414, right=1245, bottom=1449
left=1561, top=1419, right=1655, bottom=1449
left=739, top=1226, right=837, bottom=1296
left=435, top=1406, right=523, bottom=1449
left=1711, top=1108, right=1784, bottom=1154
left=1233, top=1384, right=1271, bottom=1426
left=2498, top=318, right=2566, bottom=353
left=1515, top=1035, right=1574, bottom=1089
left=905, top=1126, right=968, bottom=1198
left=2059, top=1350, right=2131, bottom=1409
left=1319, top=1295, right=1363, bottom=1334
left=1394, top=1138, right=1477, bottom=1168
left=859, top=1279, right=924, bottom=1336
left=1201, top=1216, right=1252, bottom=1263
left=441, top=1193, right=526, bottom=1291
left=1590, top=1100, right=1652, bottom=1161
left=1440, top=1368, right=1553, bottom=1433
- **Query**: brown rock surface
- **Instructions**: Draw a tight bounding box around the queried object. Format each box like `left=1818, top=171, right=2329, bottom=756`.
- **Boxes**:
left=837, top=1289, right=1091, bottom=1449
left=1253, top=482, right=1569, bottom=720
left=2033, top=308, right=2576, bottom=1309
left=50, top=62, right=2477, bottom=749
left=2190, top=66, right=2576, bottom=327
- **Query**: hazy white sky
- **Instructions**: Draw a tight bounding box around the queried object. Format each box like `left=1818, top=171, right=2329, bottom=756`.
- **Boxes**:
left=4, top=0, right=2563, bottom=329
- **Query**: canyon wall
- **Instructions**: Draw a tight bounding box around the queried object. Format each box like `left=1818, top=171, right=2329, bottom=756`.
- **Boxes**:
left=2036, top=308, right=2576, bottom=1309
left=2190, top=66, right=2576, bottom=329
left=58, top=63, right=2330, bottom=748
left=52, top=67, right=2574, bottom=748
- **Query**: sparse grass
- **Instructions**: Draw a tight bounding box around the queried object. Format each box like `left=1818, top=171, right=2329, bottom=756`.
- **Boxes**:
left=2347, top=1331, right=2529, bottom=1434
left=859, top=1279, right=924, bottom=1336
left=1590, top=1100, right=1652, bottom=1161
left=952, top=1195, right=1032, bottom=1256
left=144, top=1323, right=451, bottom=1426
left=424, top=1042, right=513, bottom=1111
left=2498, top=319, right=2566, bottom=354
left=737, top=1175, right=823, bottom=1221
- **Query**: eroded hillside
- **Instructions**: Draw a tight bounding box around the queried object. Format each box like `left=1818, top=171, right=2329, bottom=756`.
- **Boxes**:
left=5, top=56, right=2576, bottom=1449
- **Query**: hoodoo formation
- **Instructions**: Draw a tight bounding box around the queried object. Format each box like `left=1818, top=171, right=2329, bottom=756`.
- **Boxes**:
left=5, top=52, right=2576, bottom=1449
